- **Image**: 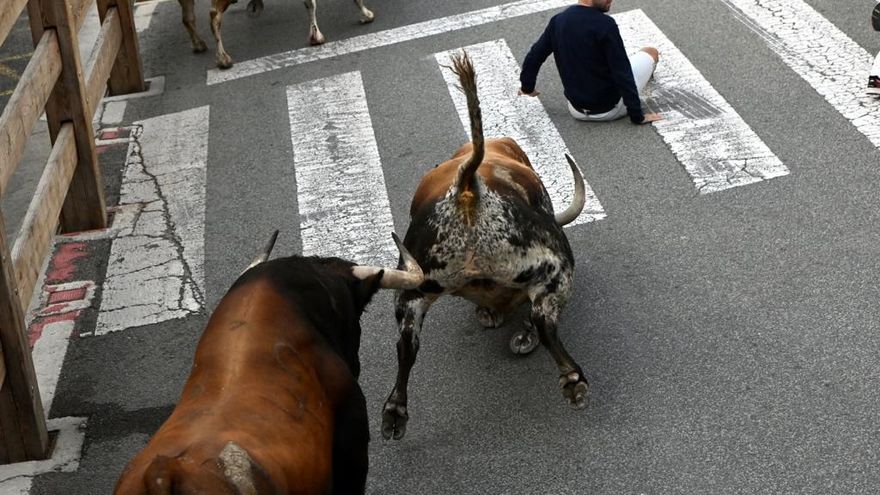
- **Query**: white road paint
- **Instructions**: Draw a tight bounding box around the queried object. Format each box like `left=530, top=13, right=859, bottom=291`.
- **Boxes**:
left=617, top=9, right=789, bottom=194
left=436, top=40, right=605, bottom=225
left=0, top=417, right=87, bottom=490
left=720, top=0, right=880, bottom=148
left=134, top=0, right=162, bottom=32
left=96, top=107, right=208, bottom=335
left=287, top=71, right=397, bottom=266
left=207, top=0, right=572, bottom=85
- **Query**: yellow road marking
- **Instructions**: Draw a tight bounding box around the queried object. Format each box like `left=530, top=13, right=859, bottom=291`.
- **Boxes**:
left=0, top=63, right=21, bottom=81
left=0, top=52, right=33, bottom=63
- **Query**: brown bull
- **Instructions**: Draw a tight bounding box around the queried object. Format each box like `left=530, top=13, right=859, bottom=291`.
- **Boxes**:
left=177, top=0, right=375, bottom=69
left=381, top=51, right=589, bottom=440
left=115, top=232, right=421, bottom=494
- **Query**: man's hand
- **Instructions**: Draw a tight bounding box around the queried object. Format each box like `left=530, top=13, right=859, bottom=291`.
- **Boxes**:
left=640, top=112, right=662, bottom=123
left=518, top=89, right=540, bottom=97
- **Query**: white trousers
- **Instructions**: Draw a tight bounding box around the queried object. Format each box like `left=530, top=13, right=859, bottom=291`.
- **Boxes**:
left=872, top=51, right=880, bottom=76
left=568, top=50, right=657, bottom=122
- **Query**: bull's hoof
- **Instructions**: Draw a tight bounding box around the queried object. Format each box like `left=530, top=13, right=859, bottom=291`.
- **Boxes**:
left=509, top=330, right=539, bottom=354
left=216, top=55, right=234, bottom=69
left=476, top=306, right=504, bottom=328
left=246, top=0, right=263, bottom=17
left=359, top=9, right=375, bottom=23
left=192, top=40, right=208, bottom=53
left=559, top=371, right=589, bottom=410
left=509, top=320, right=539, bottom=354
left=309, top=34, right=326, bottom=45
left=381, top=402, right=408, bottom=440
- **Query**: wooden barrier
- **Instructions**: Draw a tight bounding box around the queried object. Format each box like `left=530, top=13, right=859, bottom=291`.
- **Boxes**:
left=0, top=0, right=143, bottom=463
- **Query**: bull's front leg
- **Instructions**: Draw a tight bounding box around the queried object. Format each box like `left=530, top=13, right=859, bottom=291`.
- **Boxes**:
left=210, top=0, right=235, bottom=69
left=529, top=279, right=589, bottom=410
left=382, top=290, right=433, bottom=440
left=303, top=0, right=325, bottom=45
left=353, top=0, right=375, bottom=23
left=178, top=0, right=208, bottom=52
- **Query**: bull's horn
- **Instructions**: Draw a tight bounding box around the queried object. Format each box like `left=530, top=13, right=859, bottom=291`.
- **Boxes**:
left=241, top=230, right=280, bottom=275
left=352, top=233, right=424, bottom=290
left=554, top=153, right=586, bottom=226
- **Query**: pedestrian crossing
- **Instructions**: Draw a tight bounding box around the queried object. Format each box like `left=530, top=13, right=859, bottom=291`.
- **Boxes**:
left=231, top=1, right=878, bottom=265
left=77, top=0, right=880, bottom=300
left=251, top=0, right=880, bottom=262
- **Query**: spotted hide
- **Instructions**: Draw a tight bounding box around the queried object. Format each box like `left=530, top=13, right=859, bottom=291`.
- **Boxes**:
left=381, top=51, right=590, bottom=441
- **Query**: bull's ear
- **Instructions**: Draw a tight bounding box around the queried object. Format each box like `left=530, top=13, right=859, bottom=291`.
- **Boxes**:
left=142, top=455, right=176, bottom=495
left=354, top=269, right=385, bottom=309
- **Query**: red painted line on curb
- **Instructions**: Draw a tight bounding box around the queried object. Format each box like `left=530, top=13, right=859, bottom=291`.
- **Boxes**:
left=28, top=311, right=82, bottom=347
left=47, top=287, right=88, bottom=304
left=47, top=242, right=89, bottom=283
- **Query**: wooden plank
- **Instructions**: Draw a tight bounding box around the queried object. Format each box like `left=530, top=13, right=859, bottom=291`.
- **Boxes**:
left=11, top=125, right=77, bottom=314
left=0, top=0, right=29, bottom=48
left=71, top=0, right=95, bottom=36
left=0, top=31, right=63, bottom=198
left=97, top=0, right=144, bottom=95
left=39, top=0, right=106, bottom=232
left=84, top=6, right=122, bottom=109
left=0, top=381, right=26, bottom=462
left=0, top=345, right=6, bottom=393
left=0, top=210, right=49, bottom=463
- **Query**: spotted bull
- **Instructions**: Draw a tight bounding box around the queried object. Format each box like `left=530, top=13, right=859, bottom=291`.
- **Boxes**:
left=115, top=231, right=422, bottom=494
left=381, top=51, right=590, bottom=440
left=177, top=0, right=375, bottom=69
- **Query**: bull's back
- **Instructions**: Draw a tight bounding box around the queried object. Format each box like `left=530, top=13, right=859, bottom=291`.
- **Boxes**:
left=410, top=138, right=548, bottom=218
left=116, top=279, right=348, bottom=494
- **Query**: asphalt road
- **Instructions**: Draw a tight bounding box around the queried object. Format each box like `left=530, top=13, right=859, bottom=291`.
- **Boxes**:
left=14, top=0, right=880, bottom=493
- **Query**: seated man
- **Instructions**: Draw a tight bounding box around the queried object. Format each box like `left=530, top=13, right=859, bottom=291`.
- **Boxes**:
left=519, top=0, right=662, bottom=124
left=869, top=1, right=880, bottom=95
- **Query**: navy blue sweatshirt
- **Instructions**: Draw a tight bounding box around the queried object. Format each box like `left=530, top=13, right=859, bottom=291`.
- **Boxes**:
left=520, top=5, right=645, bottom=123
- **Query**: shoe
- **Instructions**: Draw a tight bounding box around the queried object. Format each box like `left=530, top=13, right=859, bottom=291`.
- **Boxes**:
left=869, top=75, right=880, bottom=95
left=873, top=2, right=880, bottom=31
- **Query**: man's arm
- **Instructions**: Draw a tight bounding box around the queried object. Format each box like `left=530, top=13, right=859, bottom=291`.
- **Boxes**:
left=602, top=22, right=648, bottom=124
left=520, top=20, right=554, bottom=95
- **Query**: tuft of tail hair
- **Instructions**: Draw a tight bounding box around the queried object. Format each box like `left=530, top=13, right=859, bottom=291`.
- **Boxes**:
left=448, top=50, right=484, bottom=225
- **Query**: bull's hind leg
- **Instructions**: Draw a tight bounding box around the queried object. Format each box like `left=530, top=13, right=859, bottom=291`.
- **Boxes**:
left=303, top=0, right=325, bottom=45
left=354, top=0, right=375, bottom=23
left=382, top=290, right=435, bottom=440
left=528, top=280, right=589, bottom=409
left=210, top=0, right=236, bottom=68
left=178, top=0, right=207, bottom=52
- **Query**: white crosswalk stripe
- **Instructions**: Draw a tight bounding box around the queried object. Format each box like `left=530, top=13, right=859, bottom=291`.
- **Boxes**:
left=287, top=71, right=398, bottom=266
left=720, top=0, right=880, bottom=148
left=617, top=9, right=789, bottom=194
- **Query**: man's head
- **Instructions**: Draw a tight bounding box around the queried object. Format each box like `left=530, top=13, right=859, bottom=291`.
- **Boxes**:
left=580, top=0, right=612, bottom=12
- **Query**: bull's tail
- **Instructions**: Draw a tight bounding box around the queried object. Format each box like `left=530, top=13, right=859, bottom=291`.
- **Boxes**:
left=240, top=230, right=280, bottom=275
left=448, top=51, right=484, bottom=225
